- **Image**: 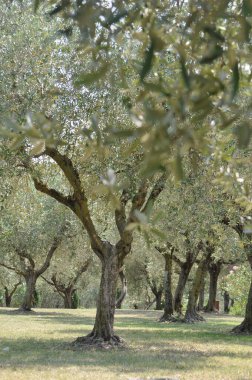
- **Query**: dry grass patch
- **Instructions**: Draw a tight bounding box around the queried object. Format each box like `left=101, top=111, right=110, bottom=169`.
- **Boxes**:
left=0, top=308, right=252, bottom=380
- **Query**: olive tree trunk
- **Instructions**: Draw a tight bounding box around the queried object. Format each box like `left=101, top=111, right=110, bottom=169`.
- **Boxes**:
left=115, top=270, right=127, bottom=309
left=223, top=290, right=230, bottom=313
left=73, top=247, right=122, bottom=346
left=160, top=252, right=174, bottom=322
left=184, top=246, right=213, bottom=323
left=205, top=261, right=222, bottom=312
left=232, top=253, right=252, bottom=334
left=63, top=289, right=75, bottom=309
left=21, top=272, right=37, bottom=311
left=197, top=279, right=205, bottom=311
left=174, top=261, right=194, bottom=314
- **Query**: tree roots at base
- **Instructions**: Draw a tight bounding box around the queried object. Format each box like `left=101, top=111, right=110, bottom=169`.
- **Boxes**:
left=159, top=314, right=182, bottom=323
left=183, top=311, right=206, bottom=323
left=11, top=308, right=35, bottom=314
left=70, top=332, right=126, bottom=350
left=231, top=321, right=252, bottom=335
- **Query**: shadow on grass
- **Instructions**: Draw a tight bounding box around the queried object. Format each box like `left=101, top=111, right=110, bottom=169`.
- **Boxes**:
left=1, top=335, right=249, bottom=374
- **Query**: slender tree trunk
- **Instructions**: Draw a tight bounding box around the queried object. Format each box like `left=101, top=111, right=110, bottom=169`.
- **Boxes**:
left=64, top=289, right=74, bottom=309
left=174, top=261, right=193, bottom=314
left=205, top=261, right=222, bottom=312
left=223, top=290, right=230, bottom=313
left=155, top=290, right=163, bottom=310
left=115, top=270, right=127, bottom=309
left=160, top=253, right=174, bottom=321
left=72, top=246, right=123, bottom=346
left=21, top=272, right=37, bottom=311
left=184, top=252, right=212, bottom=323
left=232, top=253, right=252, bottom=334
left=4, top=288, right=11, bottom=307
left=197, top=279, right=205, bottom=311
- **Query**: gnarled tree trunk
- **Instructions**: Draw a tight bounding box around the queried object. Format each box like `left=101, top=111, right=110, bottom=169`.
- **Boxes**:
left=63, top=288, right=75, bottom=308
left=4, top=289, right=12, bottom=307
left=72, top=246, right=123, bottom=347
left=232, top=253, right=252, bottom=334
left=160, top=252, right=174, bottom=322
left=153, top=289, right=163, bottom=310
left=205, top=260, right=222, bottom=312
left=223, top=290, right=230, bottom=313
left=116, top=270, right=127, bottom=309
left=184, top=246, right=213, bottom=323
left=197, top=279, right=205, bottom=311
left=21, top=272, right=37, bottom=311
left=174, top=261, right=194, bottom=314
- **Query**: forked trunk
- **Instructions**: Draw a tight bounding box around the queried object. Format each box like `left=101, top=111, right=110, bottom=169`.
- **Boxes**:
left=21, top=272, right=37, bottom=311
left=174, top=261, right=193, bottom=314
left=205, top=261, right=222, bottom=312
left=184, top=253, right=211, bottom=323
left=72, top=246, right=124, bottom=347
left=160, top=253, right=175, bottom=322
left=232, top=253, right=252, bottom=334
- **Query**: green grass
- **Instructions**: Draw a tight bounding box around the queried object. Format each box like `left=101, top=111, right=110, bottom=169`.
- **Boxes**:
left=0, top=308, right=252, bottom=380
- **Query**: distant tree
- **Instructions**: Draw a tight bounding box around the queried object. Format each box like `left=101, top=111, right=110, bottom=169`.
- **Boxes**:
left=42, top=259, right=91, bottom=309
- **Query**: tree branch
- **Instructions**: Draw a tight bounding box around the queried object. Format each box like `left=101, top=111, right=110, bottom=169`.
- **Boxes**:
left=172, top=254, right=183, bottom=267
left=9, top=280, right=22, bottom=298
left=72, top=258, right=91, bottom=286
left=141, top=173, right=167, bottom=215
left=115, top=189, right=131, bottom=236
left=39, top=147, right=103, bottom=256
left=36, top=225, right=66, bottom=276
left=16, top=249, right=35, bottom=269
left=33, top=178, right=74, bottom=208
left=0, top=262, right=25, bottom=276
left=44, top=147, right=83, bottom=196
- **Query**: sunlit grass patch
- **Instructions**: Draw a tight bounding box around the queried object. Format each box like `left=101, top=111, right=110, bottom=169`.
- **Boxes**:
left=0, top=308, right=251, bottom=380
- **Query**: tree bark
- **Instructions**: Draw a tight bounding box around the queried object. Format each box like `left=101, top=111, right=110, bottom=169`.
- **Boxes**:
left=205, top=260, right=222, bottom=312
left=184, top=246, right=213, bottom=323
left=115, top=270, right=127, bottom=309
left=4, top=287, right=12, bottom=307
left=197, top=279, right=205, bottom=311
left=174, top=260, right=194, bottom=314
left=63, top=289, right=74, bottom=308
left=155, top=290, right=163, bottom=310
left=21, top=272, right=37, bottom=311
left=232, top=252, right=252, bottom=334
left=72, top=246, right=123, bottom=347
left=223, top=290, right=230, bottom=313
left=160, top=252, right=175, bottom=321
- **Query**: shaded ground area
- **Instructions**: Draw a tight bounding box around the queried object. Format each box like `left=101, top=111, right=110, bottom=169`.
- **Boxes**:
left=0, top=308, right=251, bottom=380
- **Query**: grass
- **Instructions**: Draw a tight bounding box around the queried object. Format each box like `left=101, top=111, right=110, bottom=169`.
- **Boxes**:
left=0, top=308, right=252, bottom=380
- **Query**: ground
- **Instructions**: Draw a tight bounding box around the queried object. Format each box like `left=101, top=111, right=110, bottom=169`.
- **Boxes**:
left=0, top=308, right=251, bottom=380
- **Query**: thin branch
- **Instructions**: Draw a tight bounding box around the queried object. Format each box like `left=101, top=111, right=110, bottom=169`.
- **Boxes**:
left=33, top=178, right=74, bottom=208
left=15, top=249, right=35, bottom=269
left=141, top=173, right=167, bottom=214
left=44, top=147, right=83, bottom=196
left=0, top=262, right=25, bottom=276
left=9, top=280, right=22, bottom=298
left=72, top=258, right=91, bottom=285
left=172, top=254, right=183, bottom=267
left=36, top=225, right=66, bottom=276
